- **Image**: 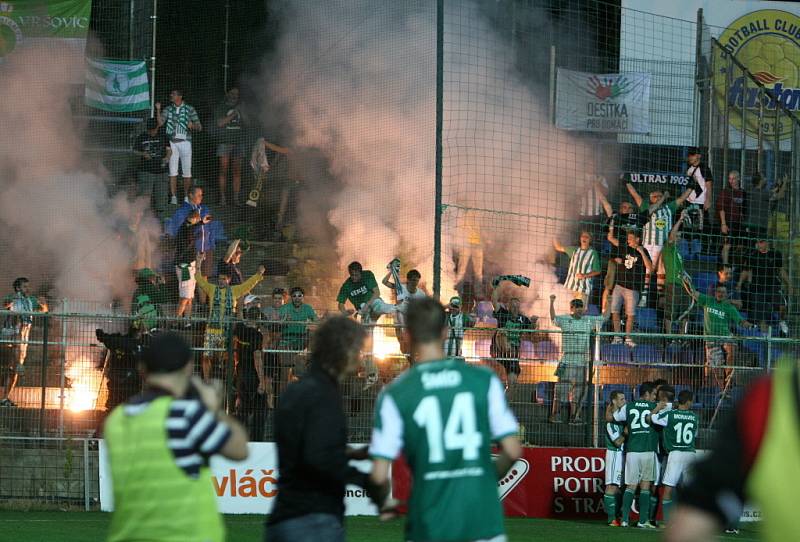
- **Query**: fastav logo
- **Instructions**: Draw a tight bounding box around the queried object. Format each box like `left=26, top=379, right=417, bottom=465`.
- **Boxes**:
left=496, top=457, right=530, bottom=500
left=586, top=75, right=631, bottom=101
left=714, top=10, right=800, bottom=141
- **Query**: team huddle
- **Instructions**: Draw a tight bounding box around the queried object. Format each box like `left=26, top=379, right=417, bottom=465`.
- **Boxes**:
left=603, top=380, right=698, bottom=528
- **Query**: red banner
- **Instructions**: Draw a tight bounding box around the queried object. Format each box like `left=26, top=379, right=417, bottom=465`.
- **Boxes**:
left=392, top=447, right=609, bottom=519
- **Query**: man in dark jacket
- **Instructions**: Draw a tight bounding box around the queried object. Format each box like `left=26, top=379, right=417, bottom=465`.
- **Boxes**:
left=267, top=316, right=385, bottom=542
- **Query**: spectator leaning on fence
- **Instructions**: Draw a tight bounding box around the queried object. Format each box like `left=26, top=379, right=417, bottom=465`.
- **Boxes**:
left=552, top=231, right=601, bottom=305
left=490, top=277, right=535, bottom=398
left=133, top=117, right=171, bottom=216
left=607, top=227, right=652, bottom=347
left=197, top=260, right=265, bottom=381
left=104, top=332, right=248, bottom=542
left=157, top=89, right=202, bottom=205
left=549, top=295, right=605, bottom=425
left=233, top=307, right=269, bottom=441
left=131, top=267, right=167, bottom=332
left=1, top=277, right=48, bottom=407
left=276, top=286, right=318, bottom=393
left=444, top=296, right=475, bottom=358
left=738, top=238, right=791, bottom=336
left=685, top=281, right=753, bottom=388
left=215, top=87, right=246, bottom=207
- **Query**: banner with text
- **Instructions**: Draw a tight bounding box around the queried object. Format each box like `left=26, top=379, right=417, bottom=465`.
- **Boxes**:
left=392, top=447, right=759, bottom=522
left=99, top=441, right=380, bottom=516
left=556, top=69, right=651, bottom=133
left=0, top=0, right=90, bottom=62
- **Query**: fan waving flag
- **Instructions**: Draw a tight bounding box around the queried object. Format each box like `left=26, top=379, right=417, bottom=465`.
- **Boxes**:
left=85, top=58, right=150, bottom=112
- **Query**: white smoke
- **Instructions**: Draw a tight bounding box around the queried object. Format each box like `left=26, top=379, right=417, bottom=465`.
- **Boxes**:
left=254, top=0, right=604, bottom=319
left=0, top=45, right=161, bottom=306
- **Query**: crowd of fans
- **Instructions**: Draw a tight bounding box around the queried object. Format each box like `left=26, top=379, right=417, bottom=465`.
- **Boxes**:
left=1, top=92, right=796, bottom=448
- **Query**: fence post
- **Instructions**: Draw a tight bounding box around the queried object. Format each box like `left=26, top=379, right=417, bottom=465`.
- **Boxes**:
left=38, top=313, right=50, bottom=436
left=59, top=299, right=68, bottom=438
left=84, top=438, right=91, bottom=511
left=766, top=327, right=773, bottom=372
left=432, top=0, right=444, bottom=300
left=591, top=323, right=601, bottom=448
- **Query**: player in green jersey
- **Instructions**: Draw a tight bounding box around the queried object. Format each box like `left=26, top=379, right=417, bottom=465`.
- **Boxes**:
left=652, top=389, right=698, bottom=522
left=369, top=298, right=522, bottom=542
left=606, top=381, right=658, bottom=529
left=604, top=390, right=627, bottom=527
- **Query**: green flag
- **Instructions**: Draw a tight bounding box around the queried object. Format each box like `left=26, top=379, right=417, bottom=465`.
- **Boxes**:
left=0, top=1, right=91, bottom=64
left=85, top=58, right=150, bottom=112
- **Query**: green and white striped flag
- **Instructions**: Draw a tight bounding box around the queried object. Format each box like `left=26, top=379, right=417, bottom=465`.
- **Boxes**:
left=84, top=58, right=150, bottom=112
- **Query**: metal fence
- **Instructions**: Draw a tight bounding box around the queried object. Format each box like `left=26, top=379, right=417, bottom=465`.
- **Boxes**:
left=1, top=308, right=795, bottom=446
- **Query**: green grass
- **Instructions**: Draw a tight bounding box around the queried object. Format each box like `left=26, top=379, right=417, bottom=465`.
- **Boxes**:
left=0, top=511, right=757, bottom=541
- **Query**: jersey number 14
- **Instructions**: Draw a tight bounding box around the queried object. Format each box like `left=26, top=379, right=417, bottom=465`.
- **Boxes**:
left=413, top=392, right=483, bottom=464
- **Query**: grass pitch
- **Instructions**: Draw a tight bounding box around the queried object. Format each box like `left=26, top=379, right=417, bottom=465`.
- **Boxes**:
left=2, top=511, right=756, bottom=541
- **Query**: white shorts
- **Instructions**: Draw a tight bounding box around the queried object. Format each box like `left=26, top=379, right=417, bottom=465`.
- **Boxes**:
left=176, top=261, right=197, bottom=299
left=605, top=449, right=624, bottom=486
left=644, top=244, right=666, bottom=278
left=169, top=140, right=192, bottom=177
left=624, top=451, right=657, bottom=485
left=662, top=450, right=696, bottom=487
left=652, top=454, right=667, bottom=486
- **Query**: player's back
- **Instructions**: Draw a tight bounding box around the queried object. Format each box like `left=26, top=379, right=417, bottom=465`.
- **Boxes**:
left=662, top=409, right=699, bottom=452
left=626, top=400, right=658, bottom=453
left=380, top=359, right=511, bottom=541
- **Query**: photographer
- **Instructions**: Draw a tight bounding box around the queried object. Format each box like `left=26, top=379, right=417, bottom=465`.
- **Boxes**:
left=104, top=332, right=247, bottom=542
left=95, top=326, right=145, bottom=424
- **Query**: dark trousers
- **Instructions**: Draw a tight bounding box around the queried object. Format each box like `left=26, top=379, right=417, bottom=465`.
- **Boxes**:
left=266, top=513, right=344, bottom=542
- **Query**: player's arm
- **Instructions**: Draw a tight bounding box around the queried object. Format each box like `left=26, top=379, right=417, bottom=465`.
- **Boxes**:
left=648, top=190, right=668, bottom=213
left=487, top=375, right=522, bottom=477
left=607, top=423, right=624, bottom=447
left=625, top=182, right=643, bottom=207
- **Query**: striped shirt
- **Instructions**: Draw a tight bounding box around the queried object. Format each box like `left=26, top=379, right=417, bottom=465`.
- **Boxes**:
left=641, top=200, right=678, bottom=247
left=553, top=314, right=604, bottom=363
left=163, top=103, right=200, bottom=141
left=564, top=246, right=600, bottom=295
left=580, top=175, right=608, bottom=217
left=123, top=389, right=231, bottom=478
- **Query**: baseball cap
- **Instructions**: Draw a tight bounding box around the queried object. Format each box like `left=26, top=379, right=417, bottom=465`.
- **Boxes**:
left=137, top=268, right=156, bottom=280
left=449, top=296, right=462, bottom=307
left=140, top=332, right=193, bottom=374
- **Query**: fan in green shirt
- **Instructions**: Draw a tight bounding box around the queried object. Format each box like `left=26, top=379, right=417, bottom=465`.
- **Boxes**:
left=686, top=282, right=753, bottom=386
left=278, top=287, right=318, bottom=349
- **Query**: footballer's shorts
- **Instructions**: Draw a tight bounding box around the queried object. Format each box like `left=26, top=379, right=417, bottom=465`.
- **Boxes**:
left=662, top=450, right=696, bottom=487
left=605, top=449, right=624, bottom=486
left=624, top=451, right=657, bottom=485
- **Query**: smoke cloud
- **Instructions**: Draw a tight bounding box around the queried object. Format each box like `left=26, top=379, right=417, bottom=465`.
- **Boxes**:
left=0, top=45, right=160, bottom=308
left=253, top=0, right=604, bottom=319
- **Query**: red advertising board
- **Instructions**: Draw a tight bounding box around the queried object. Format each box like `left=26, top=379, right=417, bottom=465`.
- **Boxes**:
left=392, top=447, right=608, bottom=519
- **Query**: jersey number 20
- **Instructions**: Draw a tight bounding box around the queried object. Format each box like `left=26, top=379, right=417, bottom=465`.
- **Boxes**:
left=413, top=392, right=482, bottom=464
